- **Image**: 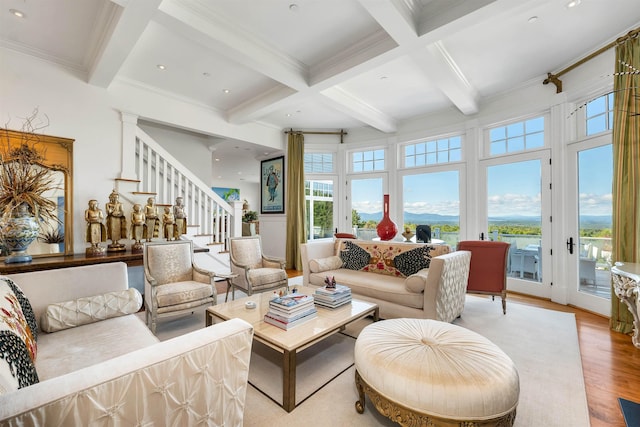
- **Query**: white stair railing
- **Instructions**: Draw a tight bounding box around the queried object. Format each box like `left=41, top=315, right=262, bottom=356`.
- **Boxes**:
left=132, top=127, right=239, bottom=245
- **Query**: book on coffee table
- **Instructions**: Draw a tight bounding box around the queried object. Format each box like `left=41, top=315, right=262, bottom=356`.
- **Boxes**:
left=264, top=309, right=317, bottom=330
left=314, top=284, right=352, bottom=308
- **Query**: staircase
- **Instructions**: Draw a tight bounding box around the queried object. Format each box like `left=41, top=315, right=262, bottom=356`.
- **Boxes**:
left=115, top=125, right=239, bottom=273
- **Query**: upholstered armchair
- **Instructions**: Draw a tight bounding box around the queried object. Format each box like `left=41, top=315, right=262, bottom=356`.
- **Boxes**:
left=228, top=236, right=288, bottom=301
left=144, top=240, right=216, bottom=334
left=457, top=240, right=510, bottom=314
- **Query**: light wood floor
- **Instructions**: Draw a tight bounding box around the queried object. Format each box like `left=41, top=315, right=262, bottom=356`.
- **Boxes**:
left=287, top=270, right=640, bottom=427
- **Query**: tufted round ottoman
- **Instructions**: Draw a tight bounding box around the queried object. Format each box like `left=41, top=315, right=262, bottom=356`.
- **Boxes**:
left=354, top=318, right=519, bottom=427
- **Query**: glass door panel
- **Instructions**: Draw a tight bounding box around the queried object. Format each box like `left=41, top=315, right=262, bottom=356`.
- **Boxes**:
left=402, top=171, right=460, bottom=246
left=305, top=179, right=335, bottom=241
left=348, top=176, right=383, bottom=240
left=565, top=140, right=612, bottom=316
left=483, top=155, right=551, bottom=298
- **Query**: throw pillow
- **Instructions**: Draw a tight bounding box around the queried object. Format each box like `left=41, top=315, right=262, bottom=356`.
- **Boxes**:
left=0, top=280, right=39, bottom=394
left=40, top=288, right=143, bottom=333
left=340, top=240, right=371, bottom=271
left=0, top=277, right=37, bottom=342
left=309, top=256, right=343, bottom=273
left=394, top=246, right=434, bottom=277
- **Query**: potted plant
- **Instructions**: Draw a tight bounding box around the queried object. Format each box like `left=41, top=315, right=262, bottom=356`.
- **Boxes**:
left=0, top=109, right=63, bottom=263
left=38, top=227, right=65, bottom=253
left=242, top=210, right=258, bottom=223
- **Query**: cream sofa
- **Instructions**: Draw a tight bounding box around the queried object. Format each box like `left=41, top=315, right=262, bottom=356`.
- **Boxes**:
left=0, top=262, right=253, bottom=426
left=300, top=239, right=471, bottom=321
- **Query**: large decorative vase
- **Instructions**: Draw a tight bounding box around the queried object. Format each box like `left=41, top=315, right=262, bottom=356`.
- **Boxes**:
left=376, top=194, right=398, bottom=241
left=1, top=203, right=40, bottom=264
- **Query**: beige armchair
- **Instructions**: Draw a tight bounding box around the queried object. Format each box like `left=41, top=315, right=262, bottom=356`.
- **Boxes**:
left=228, top=236, right=288, bottom=301
left=144, top=240, right=216, bottom=334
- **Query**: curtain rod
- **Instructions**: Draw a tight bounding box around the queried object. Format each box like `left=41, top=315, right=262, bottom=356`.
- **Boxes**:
left=543, top=26, right=640, bottom=93
left=284, top=128, right=348, bottom=143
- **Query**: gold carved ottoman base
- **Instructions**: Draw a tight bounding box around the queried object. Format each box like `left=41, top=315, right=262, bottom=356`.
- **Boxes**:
left=354, top=319, right=519, bottom=427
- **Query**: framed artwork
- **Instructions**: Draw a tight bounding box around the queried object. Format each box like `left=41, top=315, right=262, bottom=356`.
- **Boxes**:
left=261, top=156, right=284, bottom=214
left=212, top=187, right=240, bottom=202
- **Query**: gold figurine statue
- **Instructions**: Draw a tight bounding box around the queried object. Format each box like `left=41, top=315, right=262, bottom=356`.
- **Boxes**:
left=163, top=206, right=176, bottom=241
left=130, top=203, right=146, bottom=253
left=105, top=190, right=127, bottom=252
left=174, top=196, right=187, bottom=238
left=85, top=199, right=107, bottom=256
left=144, top=196, right=160, bottom=241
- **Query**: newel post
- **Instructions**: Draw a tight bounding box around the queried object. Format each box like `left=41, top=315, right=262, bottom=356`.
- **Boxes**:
left=120, top=111, right=138, bottom=180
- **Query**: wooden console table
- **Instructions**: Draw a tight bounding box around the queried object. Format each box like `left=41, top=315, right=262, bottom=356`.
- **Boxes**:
left=0, top=247, right=209, bottom=275
left=611, top=262, right=640, bottom=349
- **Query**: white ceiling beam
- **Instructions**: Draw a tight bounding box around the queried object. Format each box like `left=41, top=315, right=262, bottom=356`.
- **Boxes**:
left=321, top=86, right=397, bottom=133
left=88, top=0, right=161, bottom=87
left=157, top=0, right=308, bottom=91
left=357, top=0, right=419, bottom=45
left=414, top=41, right=479, bottom=115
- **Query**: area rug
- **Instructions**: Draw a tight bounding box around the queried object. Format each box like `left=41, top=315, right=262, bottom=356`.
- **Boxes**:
left=148, top=280, right=590, bottom=427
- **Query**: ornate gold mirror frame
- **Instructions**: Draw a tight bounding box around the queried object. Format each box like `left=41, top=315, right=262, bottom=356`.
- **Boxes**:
left=1, top=129, right=74, bottom=258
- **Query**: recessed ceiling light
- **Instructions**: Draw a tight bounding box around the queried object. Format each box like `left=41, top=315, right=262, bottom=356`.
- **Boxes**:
left=9, top=9, right=25, bottom=18
left=528, top=16, right=538, bottom=23
left=157, top=64, right=166, bottom=70
left=566, top=0, right=581, bottom=8
left=214, top=158, right=220, bottom=161
left=223, top=89, right=230, bottom=94
left=203, top=72, right=211, bottom=77
left=286, top=113, right=292, bottom=117
left=289, top=4, right=299, bottom=12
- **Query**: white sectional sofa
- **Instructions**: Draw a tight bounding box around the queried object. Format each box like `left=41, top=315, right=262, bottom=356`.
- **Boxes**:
left=0, top=262, right=253, bottom=426
left=300, top=239, right=471, bottom=322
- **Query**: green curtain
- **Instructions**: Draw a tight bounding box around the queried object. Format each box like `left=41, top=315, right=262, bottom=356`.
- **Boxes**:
left=610, top=35, right=640, bottom=333
left=285, top=132, right=307, bottom=270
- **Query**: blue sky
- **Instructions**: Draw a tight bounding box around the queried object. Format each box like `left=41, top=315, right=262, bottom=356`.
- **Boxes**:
left=351, top=146, right=612, bottom=218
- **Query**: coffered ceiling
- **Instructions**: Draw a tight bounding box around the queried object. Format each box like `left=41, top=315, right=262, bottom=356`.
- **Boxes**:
left=1, top=0, right=639, bottom=138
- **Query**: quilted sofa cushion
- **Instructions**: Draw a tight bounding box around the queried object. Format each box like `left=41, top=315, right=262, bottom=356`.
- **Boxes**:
left=40, top=288, right=142, bottom=333
left=0, top=278, right=39, bottom=394
left=335, top=239, right=450, bottom=277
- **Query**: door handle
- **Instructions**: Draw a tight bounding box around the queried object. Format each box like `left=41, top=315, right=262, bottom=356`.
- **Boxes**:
left=566, top=237, right=575, bottom=254
left=479, top=232, right=485, bottom=241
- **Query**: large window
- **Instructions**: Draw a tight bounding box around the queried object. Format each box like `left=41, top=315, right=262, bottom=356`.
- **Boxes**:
left=488, top=116, right=545, bottom=156
left=586, top=92, right=614, bottom=136
left=403, top=136, right=462, bottom=167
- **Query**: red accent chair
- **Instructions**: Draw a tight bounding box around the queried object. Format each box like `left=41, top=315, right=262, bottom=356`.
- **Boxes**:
left=456, top=240, right=511, bottom=314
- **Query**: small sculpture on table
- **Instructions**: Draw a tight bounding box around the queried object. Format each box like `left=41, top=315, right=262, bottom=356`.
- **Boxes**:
left=130, top=203, right=146, bottom=253
left=144, top=197, right=160, bottom=242
left=402, top=226, right=415, bottom=242
left=162, top=206, right=176, bottom=241
left=85, top=199, right=107, bottom=256
left=324, top=276, right=337, bottom=289
left=174, top=196, right=187, bottom=238
left=105, top=190, right=127, bottom=252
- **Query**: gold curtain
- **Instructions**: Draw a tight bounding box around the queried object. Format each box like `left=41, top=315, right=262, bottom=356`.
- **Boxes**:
left=285, top=132, right=307, bottom=270
left=610, top=35, right=640, bottom=333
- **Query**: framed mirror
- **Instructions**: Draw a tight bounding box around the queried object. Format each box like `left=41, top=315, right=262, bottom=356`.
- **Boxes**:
left=1, top=129, right=74, bottom=258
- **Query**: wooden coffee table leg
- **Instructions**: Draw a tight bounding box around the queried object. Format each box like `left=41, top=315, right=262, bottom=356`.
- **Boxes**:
left=283, top=349, right=297, bottom=412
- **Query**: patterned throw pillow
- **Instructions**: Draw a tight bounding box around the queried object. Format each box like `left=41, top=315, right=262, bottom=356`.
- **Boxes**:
left=394, top=246, right=434, bottom=277
left=340, top=240, right=371, bottom=271
left=0, top=277, right=37, bottom=343
left=0, top=279, right=39, bottom=394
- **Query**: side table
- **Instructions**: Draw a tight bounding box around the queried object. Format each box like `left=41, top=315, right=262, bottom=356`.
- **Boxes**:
left=611, top=262, right=640, bottom=348
left=215, top=272, right=238, bottom=302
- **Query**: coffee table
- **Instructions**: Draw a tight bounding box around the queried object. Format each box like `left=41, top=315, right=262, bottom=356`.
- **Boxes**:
left=206, top=286, right=379, bottom=412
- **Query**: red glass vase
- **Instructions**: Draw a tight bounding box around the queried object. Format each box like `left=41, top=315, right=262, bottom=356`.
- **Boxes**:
left=376, top=194, right=398, bottom=241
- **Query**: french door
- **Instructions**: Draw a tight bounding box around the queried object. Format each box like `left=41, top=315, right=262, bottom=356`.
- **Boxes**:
left=479, top=150, right=552, bottom=298
left=564, top=136, right=612, bottom=316
left=305, top=177, right=338, bottom=241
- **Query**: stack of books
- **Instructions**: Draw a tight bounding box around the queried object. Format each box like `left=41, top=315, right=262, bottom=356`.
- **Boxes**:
left=314, top=284, right=352, bottom=309
left=264, top=294, right=317, bottom=330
